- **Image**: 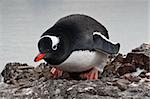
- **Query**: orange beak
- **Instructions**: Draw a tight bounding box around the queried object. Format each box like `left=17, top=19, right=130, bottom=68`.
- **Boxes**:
left=34, top=53, right=46, bottom=62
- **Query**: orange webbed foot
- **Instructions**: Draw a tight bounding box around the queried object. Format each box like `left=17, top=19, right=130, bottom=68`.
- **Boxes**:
left=51, top=67, right=63, bottom=78
left=80, top=67, right=100, bottom=80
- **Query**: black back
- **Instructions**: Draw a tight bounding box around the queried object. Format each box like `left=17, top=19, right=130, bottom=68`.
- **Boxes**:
left=42, top=14, right=109, bottom=51
left=40, top=14, right=120, bottom=65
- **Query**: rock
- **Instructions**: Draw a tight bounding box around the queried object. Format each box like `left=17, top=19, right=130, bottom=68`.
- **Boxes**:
left=116, top=79, right=131, bottom=91
left=117, top=63, right=136, bottom=76
left=112, top=53, right=125, bottom=63
left=17, top=66, right=34, bottom=70
left=0, top=78, right=149, bottom=99
left=132, top=43, right=150, bottom=57
left=0, top=74, right=2, bottom=82
left=0, top=43, right=150, bottom=98
left=145, top=72, right=150, bottom=79
left=102, top=54, right=124, bottom=77
left=1, top=62, right=24, bottom=84
left=102, top=43, right=150, bottom=77
left=0, top=62, right=149, bottom=99
left=125, top=53, right=150, bottom=71
left=119, top=82, right=150, bottom=98
left=122, top=73, right=141, bottom=82
left=1, top=62, right=52, bottom=85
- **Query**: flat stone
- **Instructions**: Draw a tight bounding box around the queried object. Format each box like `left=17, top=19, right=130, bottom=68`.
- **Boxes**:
left=116, top=79, right=131, bottom=91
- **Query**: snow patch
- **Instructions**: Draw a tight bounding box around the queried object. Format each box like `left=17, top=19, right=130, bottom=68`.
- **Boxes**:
left=132, top=68, right=144, bottom=77
left=67, top=85, right=77, bottom=91
left=146, top=72, right=150, bottom=77
left=84, top=87, right=94, bottom=91
left=129, top=82, right=139, bottom=87
left=22, top=88, right=33, bottom=95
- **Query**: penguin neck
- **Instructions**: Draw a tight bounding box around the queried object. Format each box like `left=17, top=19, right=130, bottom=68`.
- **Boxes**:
left=58, top=35, right=73, bottom=62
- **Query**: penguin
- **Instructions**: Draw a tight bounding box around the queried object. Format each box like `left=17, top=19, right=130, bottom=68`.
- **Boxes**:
left=34, top=14, right=120, bottom=80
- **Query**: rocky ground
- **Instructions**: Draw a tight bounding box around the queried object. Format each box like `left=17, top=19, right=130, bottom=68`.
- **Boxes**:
left=0, top=43, right=150, bottom=99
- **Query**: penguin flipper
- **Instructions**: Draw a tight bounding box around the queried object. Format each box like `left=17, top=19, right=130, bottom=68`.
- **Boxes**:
left=93, top=34, right=120, bottom=54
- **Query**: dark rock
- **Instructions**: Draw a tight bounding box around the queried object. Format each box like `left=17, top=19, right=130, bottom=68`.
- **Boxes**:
left=139, top=70, right=147, bottom=78
left=122, top=73, right=141, bottom=82
left=119, top=83, right=150, bottom=98
left=103, top=43, right=150, bottom=77
left=125, top=53, right=150, bottom=71
left=0, top=43, right=150, bottom=98
left=0, top=78, right=149, bottom=99
left=132, top=43, right=150, bottom=52
left=112, top=53, right=125, bottom=63
left=116, top=79, right=130, bottom=91
left=1, top=62, right=52, bottom=85
left=117, top=63, right=136, bottom=76
left=102, top=54, right=124, bottom=77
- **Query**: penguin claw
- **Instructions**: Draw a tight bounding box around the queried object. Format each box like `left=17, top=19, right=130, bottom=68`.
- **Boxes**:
left=50, top=67, right=63, bottom=78
left=80, top=67, right=100, bottom=80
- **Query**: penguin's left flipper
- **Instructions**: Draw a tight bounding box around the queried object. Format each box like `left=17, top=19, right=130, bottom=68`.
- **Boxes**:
left=93, top=34, right=120, bottom=54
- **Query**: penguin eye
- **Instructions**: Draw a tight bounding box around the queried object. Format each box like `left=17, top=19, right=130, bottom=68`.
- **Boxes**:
left=52, top=45, right=57, bottom=50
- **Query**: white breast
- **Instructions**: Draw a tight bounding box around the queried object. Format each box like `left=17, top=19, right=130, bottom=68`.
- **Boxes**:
left=53, top=50, right=108, bottom=72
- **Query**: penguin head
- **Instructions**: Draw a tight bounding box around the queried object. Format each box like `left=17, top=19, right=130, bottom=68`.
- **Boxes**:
left=34, top=35, right=60, bottom=62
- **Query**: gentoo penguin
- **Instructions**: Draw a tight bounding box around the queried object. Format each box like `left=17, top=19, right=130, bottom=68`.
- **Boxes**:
left=34, top=14, right=120, bottom=80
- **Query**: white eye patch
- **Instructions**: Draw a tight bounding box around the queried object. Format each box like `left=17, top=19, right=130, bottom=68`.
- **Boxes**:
left=40, top=35, right=60, bottom=50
